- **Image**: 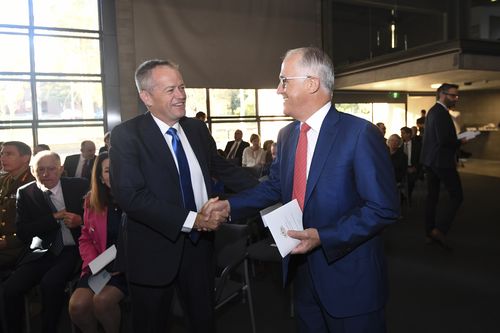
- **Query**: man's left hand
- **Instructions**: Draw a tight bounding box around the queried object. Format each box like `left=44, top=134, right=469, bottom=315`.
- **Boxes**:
left=287, top=228, right=321, bottom=254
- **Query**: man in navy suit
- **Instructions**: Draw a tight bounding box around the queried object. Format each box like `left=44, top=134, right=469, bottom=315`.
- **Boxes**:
left=63, top=140, right=96, bottom=180
left=207, top=47, right=399, bottom=333
left=224, top=129, right=250, bottom=166
left=421, top=83, right=465, bottom=246
left=3, top=150, right=88, bottom=333
left=109, top=59, right=258, bottom=332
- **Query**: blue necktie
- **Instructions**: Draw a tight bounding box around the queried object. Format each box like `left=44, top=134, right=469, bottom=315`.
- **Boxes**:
left=167, top=128, right=199, bottom=242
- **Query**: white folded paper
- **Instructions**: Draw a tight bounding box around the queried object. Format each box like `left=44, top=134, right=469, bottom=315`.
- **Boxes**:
left=259, top=202, right=283, bottom=227
left=260, top=199, right=303, bottom=258
left=457, top=131, right=480, bottom=140
left=89, top=244, right=117, bottom=275
left=88, top=270, right=111, bottom=294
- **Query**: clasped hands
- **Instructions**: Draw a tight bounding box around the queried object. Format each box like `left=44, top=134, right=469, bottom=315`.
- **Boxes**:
left=53, top=209, right=82, bottom=228
left=194, top=197, right=230, bottom=232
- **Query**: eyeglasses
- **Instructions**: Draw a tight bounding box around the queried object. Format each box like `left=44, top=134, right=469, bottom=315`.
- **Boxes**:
left=278, top=75, right=312, bottom=89
left=443, top=92, right=459, bottom=98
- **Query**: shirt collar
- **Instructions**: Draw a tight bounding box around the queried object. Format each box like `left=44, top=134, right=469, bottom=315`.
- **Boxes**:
left=437, top=101, right=448, bottom=111
left=302, top=102, right=331, bottom=132
left=151, top=113, right=180, bottom=134
left=37, top=179, right=62, bottom=194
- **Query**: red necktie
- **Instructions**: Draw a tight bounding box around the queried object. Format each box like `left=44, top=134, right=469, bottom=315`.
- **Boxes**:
left=292, top=123, right=311, bottom=210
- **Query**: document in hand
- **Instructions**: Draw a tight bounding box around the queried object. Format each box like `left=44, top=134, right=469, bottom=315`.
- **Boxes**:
left=88, top=270, right=111, bottom=294
left=457, top=130, right=480, bottom=140
left=89, top=244, right=117, bottom=275
left=260, top=199, right=303, bottom=258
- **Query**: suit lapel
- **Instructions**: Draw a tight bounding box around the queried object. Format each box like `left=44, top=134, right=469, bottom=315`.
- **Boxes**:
left=283, top=121, right=300, bottom=201
left=304, top=107, right=341, bottom=208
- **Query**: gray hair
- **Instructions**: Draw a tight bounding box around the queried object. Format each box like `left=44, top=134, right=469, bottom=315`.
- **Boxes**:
left=285, top=47, right=334, bottom=94
left=31, top=150, right=61, bottom=167
left=134, top=59, right=179, bottom=92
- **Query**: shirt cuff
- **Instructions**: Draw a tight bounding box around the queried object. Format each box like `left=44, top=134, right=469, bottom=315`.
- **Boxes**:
left=182, top=211, right=197, bottom=232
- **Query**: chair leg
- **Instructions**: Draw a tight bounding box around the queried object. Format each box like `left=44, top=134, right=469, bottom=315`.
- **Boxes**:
left=244, top=259, right=257, bottom=333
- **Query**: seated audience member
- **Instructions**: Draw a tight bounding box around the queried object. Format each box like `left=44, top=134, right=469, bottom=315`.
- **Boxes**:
left=98, top=132, right=111, bottom=154
left=224, top=129, right=249, bottom=166
left=33, top=144, right=50, bottom=156
left=376, top=122, right=387, bottom=143
left=0, top=141, right=35, bottom=269
left=242, top=133, right=266, bottom=168
left=400, top=126, right=422, bottom=204
left=69, top=152, right=126, bottom=333
left=64, top=140, right=97, bottom=180
left=261, top=142, right=277, bottom=178
left=387, top=134, right=407, bottom=184
left=262, top=139, right=274, bottom=165
left=195, top=111, right=207, bottom=122
left=3, top=150, right=88, bottom=333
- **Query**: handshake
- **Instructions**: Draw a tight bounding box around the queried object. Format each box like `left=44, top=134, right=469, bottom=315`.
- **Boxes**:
left=194, top=197, right=230, bottom=232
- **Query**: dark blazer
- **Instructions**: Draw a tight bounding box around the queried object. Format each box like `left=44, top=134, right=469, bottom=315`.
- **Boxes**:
left=400, top=139, right=422, bottom=169
left=224, top=140, right=249, bottom=166
left=391, top=148, right=407, bottom=183
left=228, top=107, right=400, bottom=317
left=16, top=177, right=89, bottom=251
left=63, top=154, right=96, bottom=179
left=421, top=102, right=460, bottom=168
left=109, top=113, right=258, bottom=286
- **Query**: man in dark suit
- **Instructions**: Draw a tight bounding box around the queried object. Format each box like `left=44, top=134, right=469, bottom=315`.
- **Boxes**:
left=109, top=59, right=258, bottom=333
left=400, top=126, right=422, bottom=205
left=2, top=150, right=88, bottom=333
left=223, top=129, right=249, bottom=166
left=63, top=140, right=96, bottom=180
left=421, top=83, right=465, bottom=246
left=206, top=47, right=399, bottom=333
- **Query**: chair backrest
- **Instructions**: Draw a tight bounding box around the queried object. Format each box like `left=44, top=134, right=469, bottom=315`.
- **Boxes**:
left=214, top=224, right=248, bottom=270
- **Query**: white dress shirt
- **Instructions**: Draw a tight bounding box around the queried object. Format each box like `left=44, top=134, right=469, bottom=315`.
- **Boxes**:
left=152, top=115, right=208, bottom=232
left=302, top=102, right=331, bottom=178
left=74, top=155, right=86, bottom=178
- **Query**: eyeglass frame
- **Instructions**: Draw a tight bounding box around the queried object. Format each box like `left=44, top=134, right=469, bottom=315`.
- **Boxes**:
left=278, top=75, right=315, bottom=89
left=442, top=92, right=459, bottom=98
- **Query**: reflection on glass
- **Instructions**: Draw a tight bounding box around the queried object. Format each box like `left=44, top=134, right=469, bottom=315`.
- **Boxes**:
left=0, top=34, right=30, bottom=72
left=37, top=126, right=104, bottom=160
left=260, top=121, right=293, bottom=143
left=33, top=0, right=99, bottom=30
left=258, top=89, right=284, bottom=116
left=185, top=88, right=207, bottom=117
left=36, top=81, right=103, bottom=120
left=209, top=89, right=256, bottom=117
left=211, top=122, right=258, bottom=150
left=0, top=0, right=28, bottom=25
left=0, top=128, right=32, bottom=145
left=336, top=103, right=372, bottom=122
left=0, top=80, right=33, bottom=120
left=34, top=36, right=100, bottom=74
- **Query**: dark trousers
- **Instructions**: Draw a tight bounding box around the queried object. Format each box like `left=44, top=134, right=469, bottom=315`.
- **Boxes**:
left=425, top=166, right=464, bottom=235
left=128, top=237, right=215, bottom=333
left=2, top=246, right=79, bottom=333
left=293, top=258, right=386, bottom=333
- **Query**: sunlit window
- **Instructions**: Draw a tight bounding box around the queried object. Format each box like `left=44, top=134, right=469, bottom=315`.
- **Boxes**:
left=0, top=0, right=104, bottom=158
left=209, top=89, right=256, bottom=117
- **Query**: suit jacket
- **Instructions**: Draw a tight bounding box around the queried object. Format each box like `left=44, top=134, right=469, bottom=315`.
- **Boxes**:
left=16, top=177, right=89, bottom=252
left=109, top=113, right=258, bottom=286
left=224, top=140, right=250, bottom=166
left=399, top=139, right=422, bottom=169
left=79, top=198, right=108, bottom=276
left=229, top=107, right=400, bottom=317
left=421, top=103, right=460, bottom=168
left=63, top=154, right=96, bottom=179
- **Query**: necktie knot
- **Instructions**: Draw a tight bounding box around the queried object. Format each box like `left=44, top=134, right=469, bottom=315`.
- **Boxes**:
left=301, top=123, right=311, bottom=134
left=167, top=127, right=178, bottom=137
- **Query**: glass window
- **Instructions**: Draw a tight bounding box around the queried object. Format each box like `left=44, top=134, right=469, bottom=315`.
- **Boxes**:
left=0, top=33, right=30, bottom=72
left=260, top=120, right=293, bottom=143
left=336, top=103, right=372, bottom=122
left=36, top=81, right=103, bottom=120
left=34, top=35, right=101, bottom=74
left=33, top=0, right=99, bottom=30
left=373, top=103, right=406, bottom=137
left=0, top=128, right=32, bottom=145
left=210, top=122, right=258, bottom=150
left=0, top=80, right=33, bottom=120
left=257, top=89, right=284, bottom=116
left=185, top=88, right=207, bottom=117
left=37, top=126, right=104, bottom=160
left=0, top=0, right=29, bottom=26
left=209, top=89, right=256, bottom=117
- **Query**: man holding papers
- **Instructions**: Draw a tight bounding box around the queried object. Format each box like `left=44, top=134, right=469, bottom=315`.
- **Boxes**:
left=421, top=83, right=467, bottom=248
left=207, top=47, right=399, bottom=333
